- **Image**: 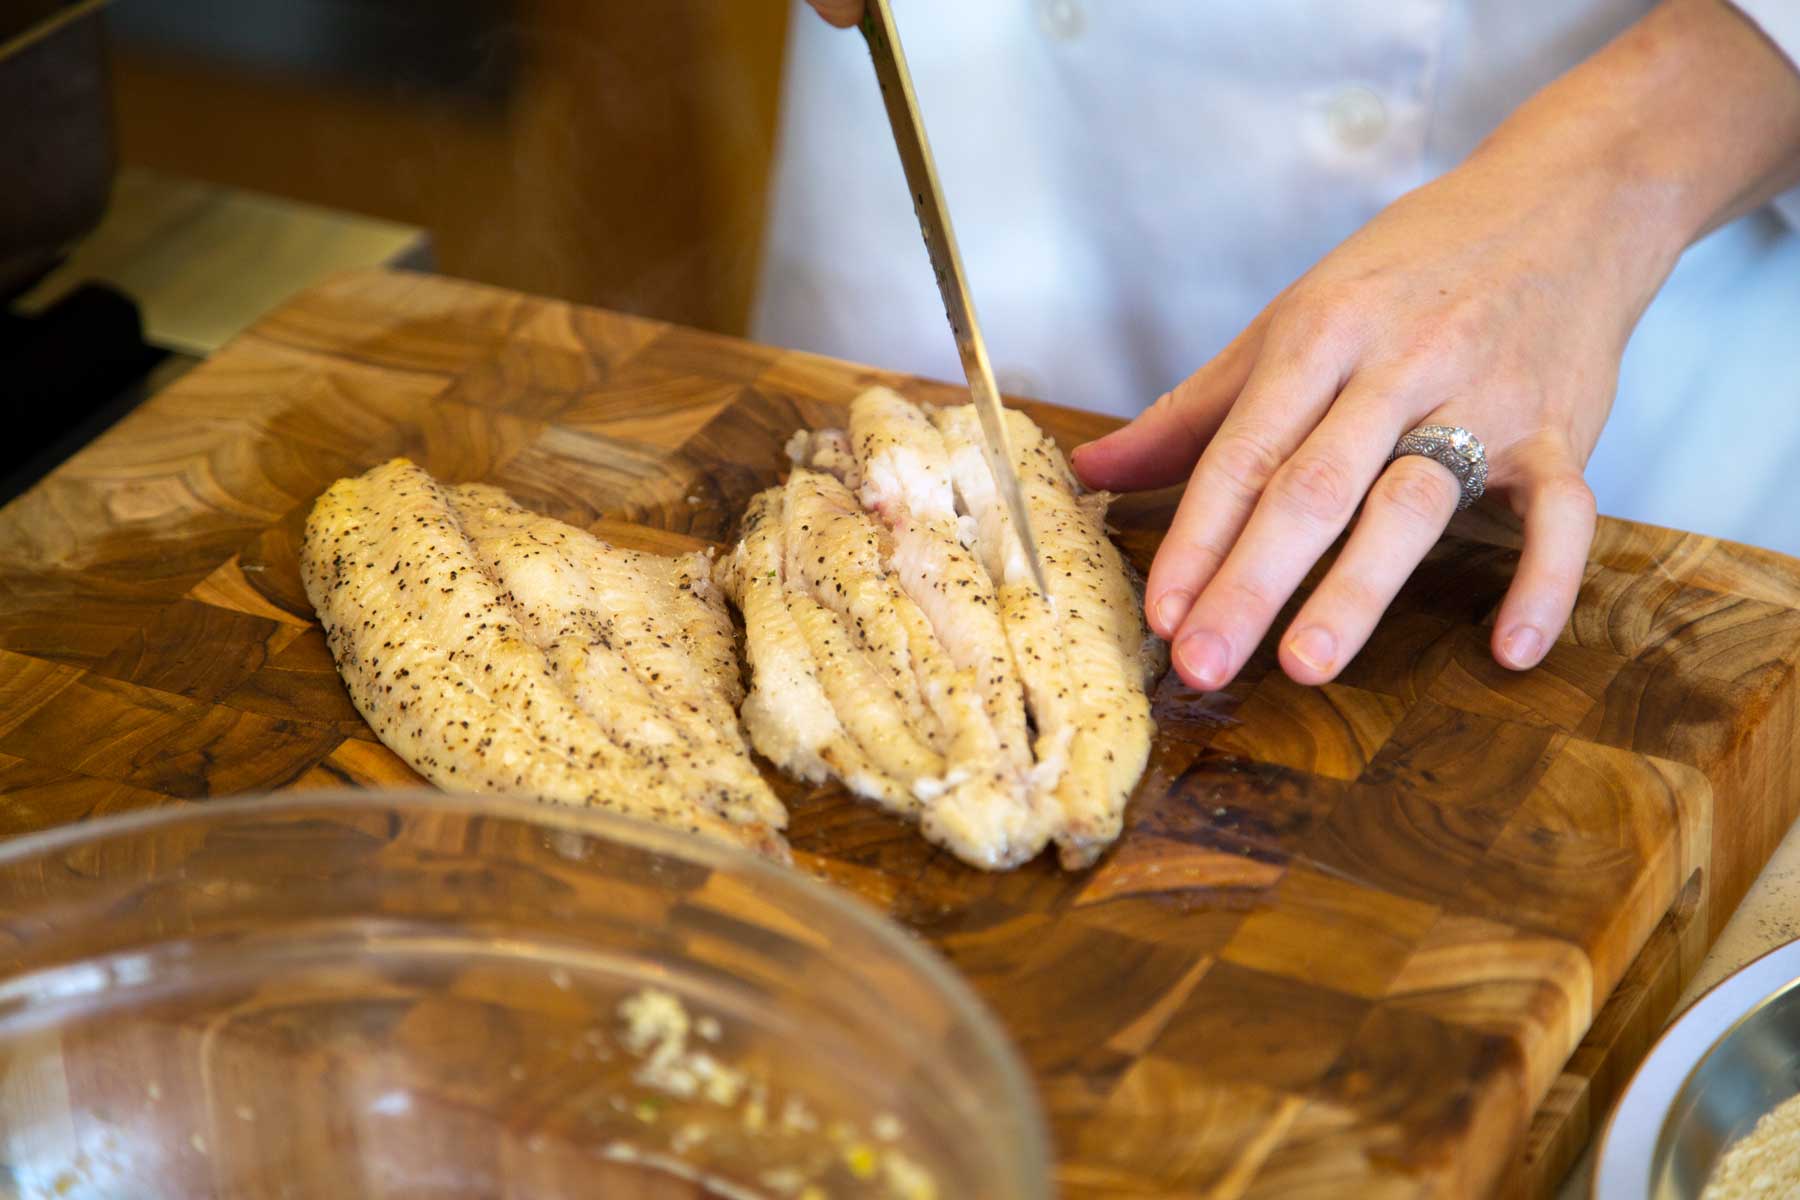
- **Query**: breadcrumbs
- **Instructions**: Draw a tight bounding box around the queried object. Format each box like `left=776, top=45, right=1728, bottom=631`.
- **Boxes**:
left=1705, top=1093, right=1800, bottom=1199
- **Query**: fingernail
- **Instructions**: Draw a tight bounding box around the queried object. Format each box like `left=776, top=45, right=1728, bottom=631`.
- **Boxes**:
left=1071, top=437, right=1114, bottom=469
left=1069, top=441, right=1108, bottom=485
left=1177, top=630, right=1231, bottom=690
left=1286, top=626, right=1337, bottom=675
left=1154, top=591, right=1194, bottom=638
left=1502, top=626, right=1543, bottom=669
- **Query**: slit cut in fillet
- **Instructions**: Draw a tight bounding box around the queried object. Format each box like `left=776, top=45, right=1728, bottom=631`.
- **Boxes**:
left=723, top=387, right=1164, bottom=870
left=934, top=403, right=1159, bottom=868
left=299, top=457, right=787, bottom=860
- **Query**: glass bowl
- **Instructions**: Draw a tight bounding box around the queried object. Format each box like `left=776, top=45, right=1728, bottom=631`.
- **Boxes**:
left=0, top=791, right=1050, bottom=1199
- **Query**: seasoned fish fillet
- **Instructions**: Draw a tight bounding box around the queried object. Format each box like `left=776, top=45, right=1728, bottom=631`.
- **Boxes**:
left=849, top=389, right=1032, bottom=776
left=671, top=552, right=745, bottom=708
left=783, top=469, right=943, bottom=759
left=723, top=389, right=1161, bottom=870
left=717, top=489, right=915, bottom=813
left=448, top=484, right=784, bottom=831
left=934, top=405, right=1157, bottom=868
left=299, top=458, right=785, bottom=859
left=785, top=466, right=1041, bottom=866
left=844, top=390, right=1050, bottom=865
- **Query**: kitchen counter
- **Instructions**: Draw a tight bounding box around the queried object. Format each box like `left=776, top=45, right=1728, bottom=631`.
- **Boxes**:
left=1680, top=819, right=1800, bottom=1004
left=17, top=166, right=429, bottom=357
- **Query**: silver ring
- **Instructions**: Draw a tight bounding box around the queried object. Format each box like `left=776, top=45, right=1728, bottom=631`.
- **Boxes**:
left=1388, top=424, right=1488, bottom=511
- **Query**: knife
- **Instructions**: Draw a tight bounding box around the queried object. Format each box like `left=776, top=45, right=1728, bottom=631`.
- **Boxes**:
left=858, top=0, right=1053, bottom=598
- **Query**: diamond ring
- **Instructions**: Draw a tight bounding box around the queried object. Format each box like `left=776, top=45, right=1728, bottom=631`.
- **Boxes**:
left=1388, top=424, right=1488, bottom=511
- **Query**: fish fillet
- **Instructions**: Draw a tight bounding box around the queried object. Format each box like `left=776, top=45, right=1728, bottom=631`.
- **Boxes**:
left=848, top=389, right=1032, bottom=775
left=843, top=390, right=1050, bottom=864
left=934, top=404, right=1157, bottom=868
left=716, top=489, right=915, bottom=813
left=724, top=389, right=1161, bottom=870
left=299, top=458, right=785, bottom=859
left=448, top=484, right=784, bottom=831
left=784, top=465, right=1043, bottom=866
left=783, top=468, right=942, bottom=755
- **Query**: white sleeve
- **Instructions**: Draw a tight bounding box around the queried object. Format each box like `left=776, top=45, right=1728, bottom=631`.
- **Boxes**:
left=1729, top=0, right=1800, bottom=227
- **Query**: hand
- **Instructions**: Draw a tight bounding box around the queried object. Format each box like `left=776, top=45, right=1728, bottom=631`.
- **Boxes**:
left=807, top=0, right=864, bottom=28
left=1071, top=0, right=1800, bottom=693
left=1075, top=158, right=1626, bottom=691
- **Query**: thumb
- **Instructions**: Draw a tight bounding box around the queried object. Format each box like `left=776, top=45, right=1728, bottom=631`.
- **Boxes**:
left=808, top=0, right=865, bottom=27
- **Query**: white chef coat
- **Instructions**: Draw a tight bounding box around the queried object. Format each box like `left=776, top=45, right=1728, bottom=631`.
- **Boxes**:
left=753, top=0, right=1800, bottom=556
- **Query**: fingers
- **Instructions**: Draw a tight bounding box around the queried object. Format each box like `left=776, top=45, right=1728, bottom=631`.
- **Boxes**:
left=1142, top=321, right=1348, bottom=643
left=1277, top=452, right=1462, bottom=684
left=807, top=0, right=864, bottom=27
left=1168, top=374, right=1405, bottom=689
left=1275, top=433, right=1592, bottom=684
left=1071, top=312, right=1269, bottom=493
left=1490, top=454, right=1596, bottom=669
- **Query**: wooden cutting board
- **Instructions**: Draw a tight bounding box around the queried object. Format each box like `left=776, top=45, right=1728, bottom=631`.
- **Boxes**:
left=3, top=269, right=1798, bottom=1198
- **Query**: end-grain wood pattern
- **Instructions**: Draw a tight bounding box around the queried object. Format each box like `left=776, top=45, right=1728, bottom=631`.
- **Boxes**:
left=3, top=270, right=1798, bottom=1197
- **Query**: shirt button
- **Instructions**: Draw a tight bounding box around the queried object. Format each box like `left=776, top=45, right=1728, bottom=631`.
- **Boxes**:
left=1325, top=85, right=1390, bottom=149
left=1037, top=0, right=1084, bottom=41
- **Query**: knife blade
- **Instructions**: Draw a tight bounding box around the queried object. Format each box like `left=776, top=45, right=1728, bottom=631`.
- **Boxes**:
left=857, top=0, right=1052, bottom=598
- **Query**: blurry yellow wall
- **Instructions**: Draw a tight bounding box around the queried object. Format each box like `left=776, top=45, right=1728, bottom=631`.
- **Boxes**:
left=110, top=1, right=791, bottom=336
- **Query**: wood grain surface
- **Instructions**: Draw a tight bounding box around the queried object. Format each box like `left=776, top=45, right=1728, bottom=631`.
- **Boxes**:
left=3, top=269, right=1798, bottom=1197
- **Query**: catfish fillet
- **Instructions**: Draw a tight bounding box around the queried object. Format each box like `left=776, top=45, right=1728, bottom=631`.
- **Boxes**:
left=720, top=388, right=1162, bottom=869
left=299, top=457, right=786, bottom=859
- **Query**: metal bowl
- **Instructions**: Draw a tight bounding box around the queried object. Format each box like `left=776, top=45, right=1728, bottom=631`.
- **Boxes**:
left=0, top=791, right=1052, bottom=1199
left=1594, top=939, right=1800, bottom=1198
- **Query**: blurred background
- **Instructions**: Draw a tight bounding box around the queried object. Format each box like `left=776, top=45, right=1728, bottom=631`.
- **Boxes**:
left=106, top=0, right=791, bottom=333
left=3, top=0, right=793, bottom=496
left=110, top=0, right=788, bottom=329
